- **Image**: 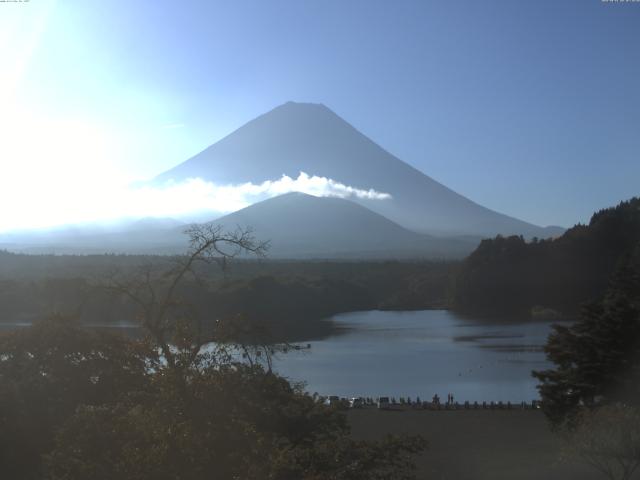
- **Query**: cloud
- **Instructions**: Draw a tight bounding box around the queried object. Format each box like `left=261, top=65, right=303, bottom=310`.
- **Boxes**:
left=257, top=172, right=392, bottom=201
left=144, top=172, right=392, bottom=216
left=0, top=172, right=391, bottom=233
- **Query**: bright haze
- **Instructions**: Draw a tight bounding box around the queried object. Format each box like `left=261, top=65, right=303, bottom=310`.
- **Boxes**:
left=1, top=0, right=639, bottom=234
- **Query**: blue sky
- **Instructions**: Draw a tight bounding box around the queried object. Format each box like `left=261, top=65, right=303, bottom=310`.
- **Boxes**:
left=1, top=0, right=639, bottom=229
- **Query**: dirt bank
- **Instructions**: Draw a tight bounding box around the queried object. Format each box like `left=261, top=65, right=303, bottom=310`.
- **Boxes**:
left=348, top=408, right=605, bottom=480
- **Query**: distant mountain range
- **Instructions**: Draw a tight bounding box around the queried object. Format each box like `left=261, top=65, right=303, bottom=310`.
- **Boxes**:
left=156, top=101, right=564, bottom=239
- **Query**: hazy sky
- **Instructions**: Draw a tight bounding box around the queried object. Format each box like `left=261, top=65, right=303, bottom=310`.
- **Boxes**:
left=1, top=0, right=639, bottom=230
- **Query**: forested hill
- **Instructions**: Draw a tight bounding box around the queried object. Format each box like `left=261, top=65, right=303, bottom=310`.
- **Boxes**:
left=452, top=197, right=640, bottom=315
left=0, top=255, right=454, bottom=343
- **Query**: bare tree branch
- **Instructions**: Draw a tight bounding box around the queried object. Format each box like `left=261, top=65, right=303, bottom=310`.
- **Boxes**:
left=97, top=223, right=271, bottom=373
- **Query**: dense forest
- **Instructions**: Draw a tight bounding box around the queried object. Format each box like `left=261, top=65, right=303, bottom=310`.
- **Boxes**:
left=451, top=197, right=640, bottom=316
left=0, top=253, right=455, bottom=342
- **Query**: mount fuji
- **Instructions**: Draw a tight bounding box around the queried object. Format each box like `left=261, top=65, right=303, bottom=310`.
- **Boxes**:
left=156, top=101, right=563, bottom=239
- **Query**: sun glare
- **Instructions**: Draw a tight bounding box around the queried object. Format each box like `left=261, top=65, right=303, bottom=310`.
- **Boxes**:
left=0, top=107, right=129, bottom=232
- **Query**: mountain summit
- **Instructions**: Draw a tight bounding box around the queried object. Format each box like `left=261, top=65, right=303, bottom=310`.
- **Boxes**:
left=156, top=102, right=562, bottom=238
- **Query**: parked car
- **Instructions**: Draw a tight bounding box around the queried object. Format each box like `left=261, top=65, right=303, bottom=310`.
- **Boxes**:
left=349, top=397, right=364, bottom=408
left=377, top=396, right=391, bottom=409
left=324, top=395, right=341, bottom=406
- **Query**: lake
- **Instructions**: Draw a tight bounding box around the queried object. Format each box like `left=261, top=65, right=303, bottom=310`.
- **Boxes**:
left=272, top=310, right=562, bottom=403
left=0, top=309, right=563, bottom=403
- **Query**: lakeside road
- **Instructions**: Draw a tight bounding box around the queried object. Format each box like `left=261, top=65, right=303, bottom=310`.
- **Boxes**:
left=347, top=408, right=604, bottom=480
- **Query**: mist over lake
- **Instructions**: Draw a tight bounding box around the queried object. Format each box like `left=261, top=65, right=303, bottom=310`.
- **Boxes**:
left=274, top=310, right=561, bottom=403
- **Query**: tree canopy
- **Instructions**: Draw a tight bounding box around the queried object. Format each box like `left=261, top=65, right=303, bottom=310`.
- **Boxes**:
left=533, top=245, right=640, bottom=426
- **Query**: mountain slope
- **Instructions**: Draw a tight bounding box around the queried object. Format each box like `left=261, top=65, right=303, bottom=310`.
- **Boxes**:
left=156, top=101, right=563, bottom=238
left=209, top=192, right=477, bottom=258
left=452, top=197, right=640, bottom=314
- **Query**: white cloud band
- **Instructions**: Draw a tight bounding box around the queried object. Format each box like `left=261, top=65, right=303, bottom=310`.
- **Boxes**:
left=147, top=171, right=392, bottom=216
left=0, top=172, right=391, bottom=232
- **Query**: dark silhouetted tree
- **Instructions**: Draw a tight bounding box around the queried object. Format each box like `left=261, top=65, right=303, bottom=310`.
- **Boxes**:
left=533, top=246, right=640, bottom=426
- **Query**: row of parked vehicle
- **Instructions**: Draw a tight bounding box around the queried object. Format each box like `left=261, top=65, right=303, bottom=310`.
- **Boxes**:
left=323, top=396, right=391, bottom=409
left=322, top=396, right=542, bottom=410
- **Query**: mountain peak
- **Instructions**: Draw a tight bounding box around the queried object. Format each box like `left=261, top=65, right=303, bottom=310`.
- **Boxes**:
left=279, top=101, right=328, bottom=110
left=259, top=100, right=340, bottom=125
left=273, top=191, right=315, bottom=199
left=155, top=103, right=562, bottom=238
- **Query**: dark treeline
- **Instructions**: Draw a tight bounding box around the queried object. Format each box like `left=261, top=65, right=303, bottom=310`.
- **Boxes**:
left=0, top=255, right=455, bottom=342
left=451, top=197, right=640, bottom=316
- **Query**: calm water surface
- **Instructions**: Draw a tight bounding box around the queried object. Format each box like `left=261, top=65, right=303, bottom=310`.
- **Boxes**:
left=273, top=310, right=561, bottom=402
left=0, top=310, right=562, bottom=402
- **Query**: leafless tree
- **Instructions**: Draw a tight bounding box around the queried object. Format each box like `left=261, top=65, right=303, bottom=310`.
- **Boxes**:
left=215, top=315, right=304, bottom=374
left=103, top=223, right=270, bottom=371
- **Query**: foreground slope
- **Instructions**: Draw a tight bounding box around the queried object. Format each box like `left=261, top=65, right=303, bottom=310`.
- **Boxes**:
left=156, top=102, right=562, bottom=238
